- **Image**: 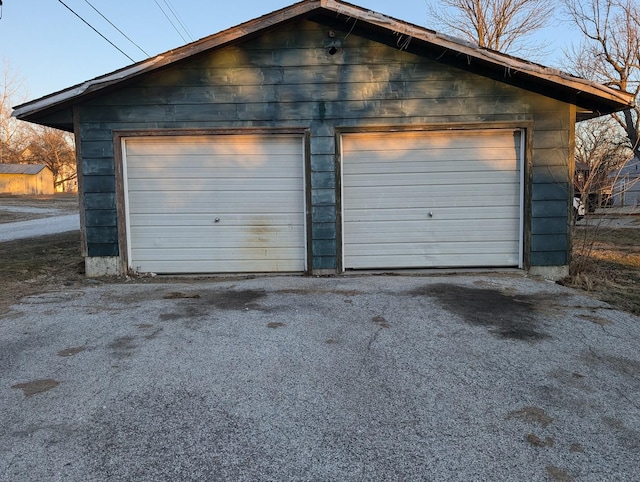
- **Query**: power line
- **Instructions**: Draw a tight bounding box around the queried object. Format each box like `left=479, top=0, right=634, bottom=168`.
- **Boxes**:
left=83, top=0, right=150, bottom=57
left=57, top=0, right=135, bottom=62
left=162, top=0, right=194, bottom=41
left=153, top=0, right=188, bottom=44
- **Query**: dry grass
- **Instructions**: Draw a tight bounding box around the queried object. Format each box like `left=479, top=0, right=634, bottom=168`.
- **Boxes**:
left=0, top=194, right=80, bottom=313
left=564, top=225, right=640, bottom=315
left=0, top=231, right=85, bottom=314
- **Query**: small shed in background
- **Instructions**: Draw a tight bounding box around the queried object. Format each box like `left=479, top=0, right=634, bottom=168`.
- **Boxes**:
left=0, top=164, right=54, bottom=195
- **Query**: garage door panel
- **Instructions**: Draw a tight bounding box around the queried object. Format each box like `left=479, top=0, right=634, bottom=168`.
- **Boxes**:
left=126, top=152, right=302, bottom=164
left=345, top=221, right=520, bottom=242
left=342, top=130, right=522, bottom=269
left=128, top=178, right=302, bottom=192
left=342, top=131, right=520, bottom=151
left=345, top=186, right=520, bottom=208
left=346, top=206, right=520, bottom=221
left=124, top=134, right=305, bottom=274
left=349, top=240, right=519, bottom=255
left=125, top=137, right=302, bottom=157
left=345, top=150, right=519, bottom=168
left=127, top=191, right=299, bottom=213
left=127, top=166, right=304, bottom=179
left=130, top=213, right=302, bottom=226
left=131, top=247, right=304, bottom=261
left=344, top=154, right=519, bottom=173
left=344, top=172, right=519, bottom=187
left=347, top=252, right=519, bottom=269
left=130, top=226, right=304, bottom=247
left=129, top=258, right=302, bottom=274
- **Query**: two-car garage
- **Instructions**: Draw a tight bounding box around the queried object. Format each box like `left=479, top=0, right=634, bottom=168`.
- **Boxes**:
left=121, top=129, right=523, bottom=274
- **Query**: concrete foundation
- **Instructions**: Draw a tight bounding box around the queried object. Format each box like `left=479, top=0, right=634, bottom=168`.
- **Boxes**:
left=528, top=265, right=569, bottom=281
left=312, top=269, right=338, bottom=277
left=85, top=257, right=122, bottom=277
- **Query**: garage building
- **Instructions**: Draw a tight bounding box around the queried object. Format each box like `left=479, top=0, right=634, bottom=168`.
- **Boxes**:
left=13, top=0, right=634, bottom=278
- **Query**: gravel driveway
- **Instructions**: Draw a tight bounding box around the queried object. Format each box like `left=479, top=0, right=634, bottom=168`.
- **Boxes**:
left=1, top=274, right=638, bottom=481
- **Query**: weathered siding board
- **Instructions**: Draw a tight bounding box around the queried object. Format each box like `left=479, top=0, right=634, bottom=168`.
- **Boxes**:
left=532, top=165, right=570, bottom=184
left=81, top=140, right=114, bottom=158
left=310, top=136, right=336, bottom=155
left=532, top=200, right=568, bottom=218
left=311, top=171, right=335, bottom=188
left=312, top=188, right=336, bottom=206
left=530, top=251, right=567, bottom=266
left=313, top=222, right=337, bottom=240
left=531, top=218, right=568, bottom=235
left=531, top=234, right=569, bottom=252
left=86, top=80, right=536, bottom=107
left=532, top=183, right=570, bottom=200
left=532, top=131, right=570, bottom=150
left=80, top=105, right=177, bottom=123
left=83, top=98, right=539, bottom=124
left=313, top=256, right=336, bottom=270
left=87, top=243, right=119, bottom=257
left=310, top=154, right=335, bottom=172
left=83, top=175, right=115, bottom=193
left=85, top=210, right=117, bottom=227
left=312, top=205, right=337, bottom=223
left=81, top=157, right=114, bottom=176
left=313, top=239, right=337, bottom=257
left=86, top=227, right=119, bottom=245
left=84, top=192, right=116, bottom=210
left=76, top=18, right=573, bottom=270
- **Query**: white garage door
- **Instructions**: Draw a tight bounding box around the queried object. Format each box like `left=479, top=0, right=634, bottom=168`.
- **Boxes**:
left=341, top=130, right=523, bottom=269
left=123, top=134, right=306, bottom=274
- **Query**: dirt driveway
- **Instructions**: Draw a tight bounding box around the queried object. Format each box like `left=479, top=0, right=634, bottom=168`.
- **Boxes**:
left=1, top=274, right=638, bottom=481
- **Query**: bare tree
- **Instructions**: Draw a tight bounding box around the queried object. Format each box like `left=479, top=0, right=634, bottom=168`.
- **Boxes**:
left=0, top=59, right=28, bottom=164
left=563, top=0, right=640, bottom=157
left=574, top=116, right=631, bottom=207
left=1, top=60, right=77, bottom=191
left=23, top=126, right=77, bottom=191
left=427, top=0, right=554, bottom=55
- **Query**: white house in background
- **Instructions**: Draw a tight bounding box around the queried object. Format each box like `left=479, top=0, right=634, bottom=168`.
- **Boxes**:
left=610, top=158, right=640, bottom=208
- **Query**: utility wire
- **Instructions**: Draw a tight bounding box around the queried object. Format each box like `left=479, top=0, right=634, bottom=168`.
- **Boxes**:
left=162, top=0, right=194, bottom=41
left=57, top=0, right=135, bottom=62
left=83, top=0, right=150, bottom=57
left=153, top=0, right=188, bottom=43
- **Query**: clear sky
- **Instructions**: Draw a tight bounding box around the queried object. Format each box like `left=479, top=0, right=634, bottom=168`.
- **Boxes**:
left=1, top=0, right=577, bottom=103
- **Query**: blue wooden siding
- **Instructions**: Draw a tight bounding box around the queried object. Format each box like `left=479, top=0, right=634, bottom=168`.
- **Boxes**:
left=77, top=19, right=572, bottom=269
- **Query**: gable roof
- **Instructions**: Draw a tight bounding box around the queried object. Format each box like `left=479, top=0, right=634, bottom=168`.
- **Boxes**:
left=0, top=164, right=49, bottom=175
left=12, top=0, right=635, bottom=129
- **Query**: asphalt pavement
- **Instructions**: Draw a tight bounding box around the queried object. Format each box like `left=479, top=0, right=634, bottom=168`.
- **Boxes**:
left=1, top=274, right=639, bottom=481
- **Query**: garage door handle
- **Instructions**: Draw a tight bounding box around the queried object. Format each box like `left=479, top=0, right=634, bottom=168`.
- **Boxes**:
left=428, top=212, right=434, bottom=218
left=215, top=218, right=221, bottom=223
